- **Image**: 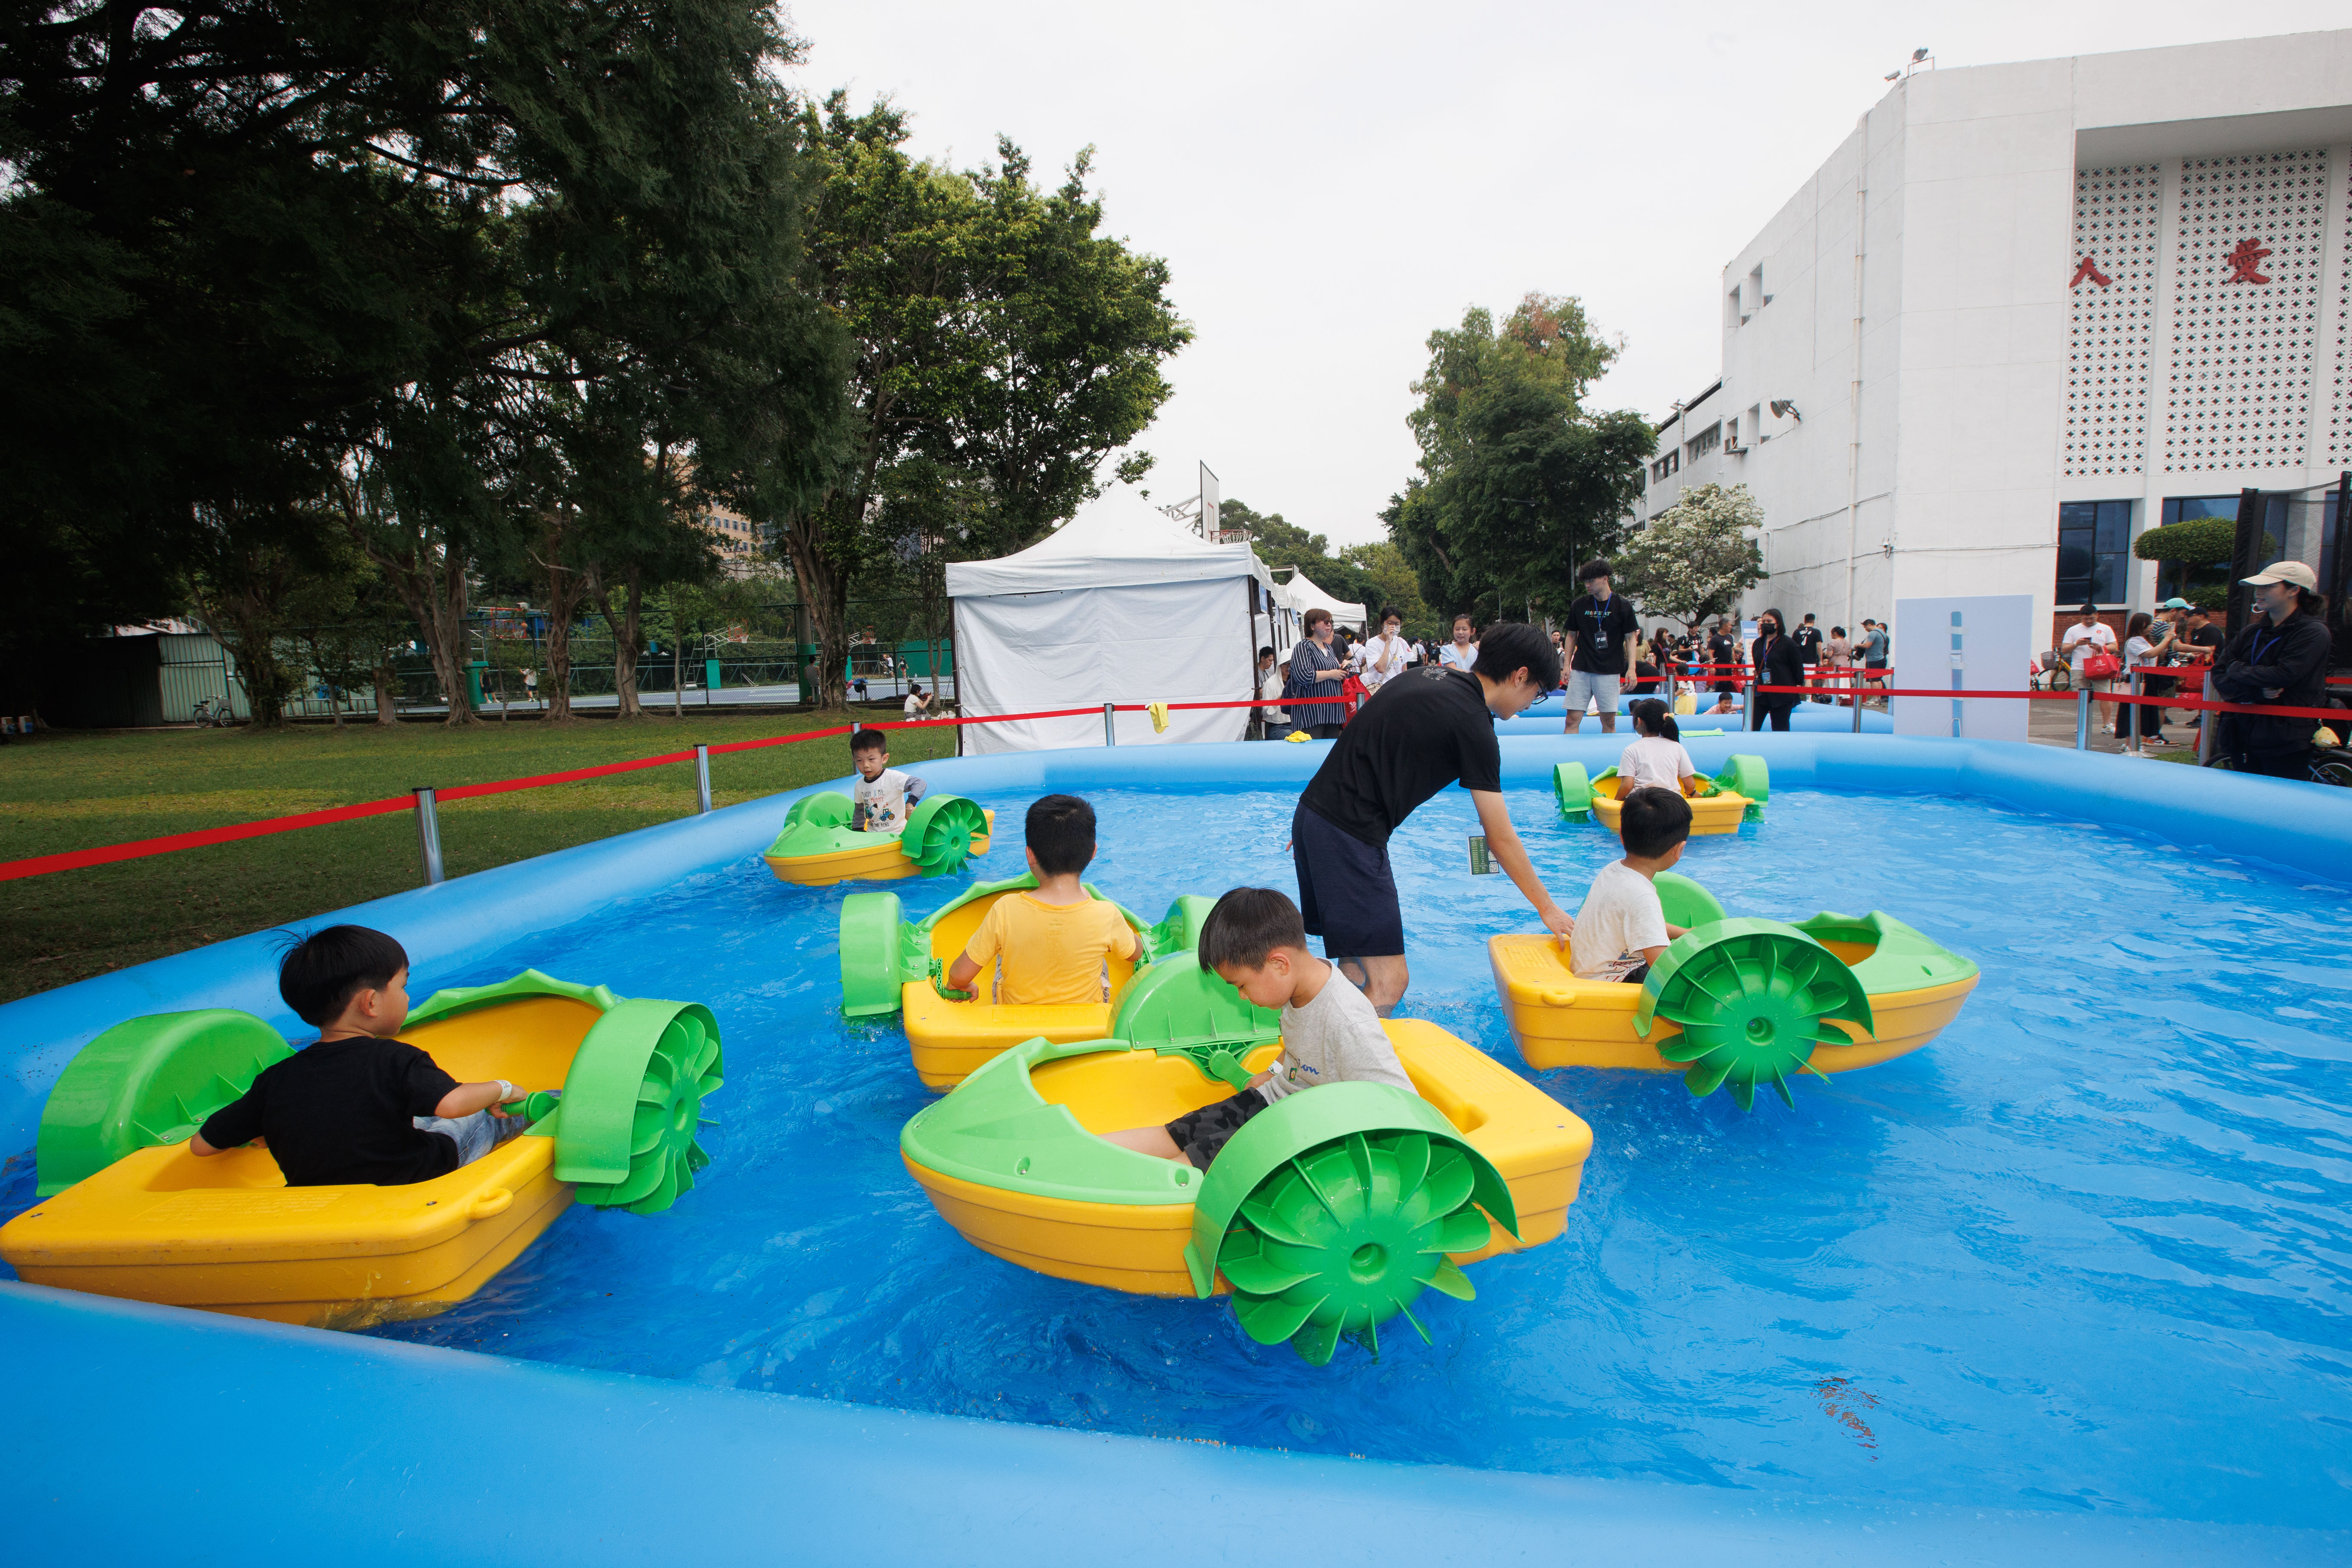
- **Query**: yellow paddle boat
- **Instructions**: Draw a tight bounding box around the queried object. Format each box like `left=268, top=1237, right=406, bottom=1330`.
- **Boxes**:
left=763, top=790, right=993, bottom=886
left=840, top=874, right=1217, bottom=1090
left=1555, top=755, right=1767, bottom=836
left=0, top=971, right=722, bottom=1329
left=1488, top=873, right=1978, bottom=1109
left=900, top=958, right=1592, bottom=1364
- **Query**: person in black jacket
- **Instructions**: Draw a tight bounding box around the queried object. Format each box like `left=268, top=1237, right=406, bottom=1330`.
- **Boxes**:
left=1750, top=608, right=1804, bottom=731
left=2213, top=562, right=2334, bottom=778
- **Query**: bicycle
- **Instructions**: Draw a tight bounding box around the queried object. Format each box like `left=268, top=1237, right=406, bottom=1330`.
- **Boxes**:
left=190, top=696, right=240, bottom=728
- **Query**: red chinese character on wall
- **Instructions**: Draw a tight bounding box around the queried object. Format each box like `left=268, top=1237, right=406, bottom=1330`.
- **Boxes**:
left=2223, top=238, right=2271, bottom=284
left=2070, top=256, right=2111, bottom=288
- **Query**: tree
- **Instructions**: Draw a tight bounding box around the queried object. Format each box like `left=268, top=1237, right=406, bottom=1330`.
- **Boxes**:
left=1219, top=499, right=1371, bottom=623
left=1614, top=483, right=1767, bottom=632
left=1388, top=297, right=1651, bottom=622
left=182, top=493, right=334, bottom=730
left=1338, top=542, right=1433, bottom=637
left=2131, top=515, right=2275, bottom=610
left=742, top=95, right=1188, bottom=710
left=2, top=0, right=846, bottom=723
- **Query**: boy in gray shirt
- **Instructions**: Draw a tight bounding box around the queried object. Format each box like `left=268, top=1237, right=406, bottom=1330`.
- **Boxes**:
left=1102, top=887, right=1416, bottom=1170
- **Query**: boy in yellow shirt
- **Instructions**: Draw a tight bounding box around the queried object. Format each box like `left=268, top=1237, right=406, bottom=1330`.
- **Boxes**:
left=946, top=794, right=1139, bottom=1004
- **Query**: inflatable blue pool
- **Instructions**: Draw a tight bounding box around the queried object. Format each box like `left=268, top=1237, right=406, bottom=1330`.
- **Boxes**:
left=4, top=732, right=2348, bottom=1565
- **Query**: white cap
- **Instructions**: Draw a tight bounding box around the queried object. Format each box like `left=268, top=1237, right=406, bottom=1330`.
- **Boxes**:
left=2240, top=560, right=2318, bottom=590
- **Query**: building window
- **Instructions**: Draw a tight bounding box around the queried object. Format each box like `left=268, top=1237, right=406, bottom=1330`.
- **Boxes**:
left=1725, top=286, right=1744, bottom=328
left=2056, top=500, right=2132, bottom=606
left=1689, top=424, right=1720, bottom=461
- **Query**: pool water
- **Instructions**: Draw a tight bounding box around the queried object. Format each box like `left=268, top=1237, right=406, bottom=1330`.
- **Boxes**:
left=8, top=781, right=2351, bottom=1528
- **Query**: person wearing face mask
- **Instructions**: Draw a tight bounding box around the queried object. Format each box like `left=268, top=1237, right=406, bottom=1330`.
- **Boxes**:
left=1749, top=609, right=1804, bottom=732
left=1356, top=608, right=1411, bottom=692
left=2211, top=562, right=2332, bottom=778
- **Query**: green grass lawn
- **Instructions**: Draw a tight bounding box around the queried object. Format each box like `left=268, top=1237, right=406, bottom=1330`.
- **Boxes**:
left=0, top=710, right=954, bottom=1004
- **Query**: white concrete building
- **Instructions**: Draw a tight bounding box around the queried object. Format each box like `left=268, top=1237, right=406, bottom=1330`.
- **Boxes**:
left=1629, top=30, right=2352, bottom=649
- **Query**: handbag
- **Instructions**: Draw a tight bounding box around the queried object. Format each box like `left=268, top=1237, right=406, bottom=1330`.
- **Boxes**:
left=2081, top=650, right=2121, bottom=680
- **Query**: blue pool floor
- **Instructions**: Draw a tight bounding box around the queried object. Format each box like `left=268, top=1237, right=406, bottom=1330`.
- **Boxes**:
left=6, top=779, right=2349, bottom=1531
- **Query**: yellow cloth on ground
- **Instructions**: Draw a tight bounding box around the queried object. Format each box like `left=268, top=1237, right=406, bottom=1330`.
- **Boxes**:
left=962, top=894, right=1141, bottom=1005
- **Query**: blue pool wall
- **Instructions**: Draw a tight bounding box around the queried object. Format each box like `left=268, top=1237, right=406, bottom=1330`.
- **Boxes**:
left=5, top=732, right=2351, bottom=1565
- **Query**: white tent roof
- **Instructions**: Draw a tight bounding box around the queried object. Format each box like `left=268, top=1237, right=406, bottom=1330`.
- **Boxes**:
left=945, top=490, right=1273, bottom=597
left=1277, top=568, right=1365, bottom=629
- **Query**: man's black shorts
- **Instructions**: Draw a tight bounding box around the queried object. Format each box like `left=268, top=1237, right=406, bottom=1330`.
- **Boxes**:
left=1165, top=1087, right=1269, bottom=1170
left=1291, top=803, right=1406, bottom=958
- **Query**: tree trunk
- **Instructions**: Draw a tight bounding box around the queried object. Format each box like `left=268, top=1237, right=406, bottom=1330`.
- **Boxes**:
left=529, top=505, right=589, bottom=724
left=372, top=657, right=400, bottom=726
left=591, top=568, right=646, bottom=718
left=335, top=481, right=478, bottom=726
left=780, top=506, right=853, bottom=711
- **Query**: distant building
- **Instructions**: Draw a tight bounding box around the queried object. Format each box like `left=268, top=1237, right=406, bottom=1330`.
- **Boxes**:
left=1628, top=30, right=2352, bottom=647
left=700, top=502, right=763, bottom=579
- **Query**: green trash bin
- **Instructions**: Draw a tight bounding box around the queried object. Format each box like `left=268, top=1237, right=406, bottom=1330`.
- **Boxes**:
left=705, top=658, right=723, bottom=692
left=465, top=661, right=487, bottom=707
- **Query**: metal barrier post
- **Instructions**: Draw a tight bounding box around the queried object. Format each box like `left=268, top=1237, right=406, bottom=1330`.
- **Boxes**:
left=2124, top=670, right=2144, bottom=758
left=413, top=787, right=445, bottom=885
left=2075, top=687, right=2091, bottom=750
left=2196, top=673, right=2217, bottom=767
left=1103, top=703, right=1118, bottom=746
left=694, top=744, right=714, bottom=813
left=1852, top=669, right=1863, bottom=734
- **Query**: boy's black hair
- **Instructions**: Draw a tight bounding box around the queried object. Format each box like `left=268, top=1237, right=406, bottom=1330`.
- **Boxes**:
left=1199, top=887, right=1308, bottom=973
left=850, top=727, right=888, bottom=755
left=1629, top=697, right=1678, bottom=741
left=1258, top=645, right=1275, bottom=659
left=1379, top=605, right=1402, bottom=625
left=1620, top=787, right=1693, bottom=860
left=1577, top=558, right=1612, bottom=583
left=279, top=925, right=409, bottom=1026
left=1025, top=793, right=1097, bottom=877
left=1471, top=622, right=1562, bottom=690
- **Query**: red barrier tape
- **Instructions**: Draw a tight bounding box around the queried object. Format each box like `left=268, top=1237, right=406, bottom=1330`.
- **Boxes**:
left=1754, top=685, right=2351, bottom=722
left=0, top=794, right=414, bottom=882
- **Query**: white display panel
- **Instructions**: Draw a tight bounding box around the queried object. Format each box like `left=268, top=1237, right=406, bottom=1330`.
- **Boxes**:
left=1890, top=595, right=2035, bottom=743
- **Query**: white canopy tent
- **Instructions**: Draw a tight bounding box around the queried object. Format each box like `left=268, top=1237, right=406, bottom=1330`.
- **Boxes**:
left=946, top=491, right=1279, bottom=754
left=1277, top=569, right=1366, bottom=634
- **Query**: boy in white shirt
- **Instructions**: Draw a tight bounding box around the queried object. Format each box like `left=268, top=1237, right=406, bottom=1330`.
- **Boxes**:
left=1357, top=608, right=1411, bottom=692
left=1616, top=699, right=1698, bottom=795
left=1569, top=788, right=1694, bottom=984
left=848, top=728, right=925, bottom=833
left=1102, top=887, right=1416, bottom=1170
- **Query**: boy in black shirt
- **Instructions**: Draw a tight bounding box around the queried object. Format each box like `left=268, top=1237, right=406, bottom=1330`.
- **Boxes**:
left=193, top=926, right=535, bottom=1186
left=1293, top=622, right=1576, bottom=1014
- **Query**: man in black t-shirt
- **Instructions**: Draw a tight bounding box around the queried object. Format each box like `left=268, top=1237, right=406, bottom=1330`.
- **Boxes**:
left=1293, top=623, right=1575, bottom=1013
left=193, top=925, right=537, bottom=1185
left=1792, top=615, right=1825, bottom=702
left=1563, top=558, right=1641, bottom=735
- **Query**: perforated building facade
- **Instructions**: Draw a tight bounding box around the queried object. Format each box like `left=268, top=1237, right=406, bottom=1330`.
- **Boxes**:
left=1630, top=31, right=2352, bottom=646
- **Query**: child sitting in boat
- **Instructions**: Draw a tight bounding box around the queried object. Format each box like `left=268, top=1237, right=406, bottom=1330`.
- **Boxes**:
left=190, top=925, right=536, bottom=1186
left=1102, top=887, right=1415, bottom=1170
left=849, top=727, right=925, bottom=833
left=1617, top=699, right=1699, bottom=795
left=945, top=794, right=1140, bottom=1004
left=1568, top=789, right=1694, bottom=984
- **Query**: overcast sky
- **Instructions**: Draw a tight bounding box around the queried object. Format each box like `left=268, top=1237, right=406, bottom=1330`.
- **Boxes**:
left=784, top=3, right=2346, bottom=549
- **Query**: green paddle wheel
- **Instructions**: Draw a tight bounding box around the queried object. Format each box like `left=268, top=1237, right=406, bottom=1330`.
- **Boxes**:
left=1185, top=1082, right=1517, bottom=1366
left=1636, top=920, right=1871, bottom=1110
left=901, top=793, right=990, bottom=876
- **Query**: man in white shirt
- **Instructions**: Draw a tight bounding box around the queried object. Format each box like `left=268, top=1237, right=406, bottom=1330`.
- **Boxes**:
left=2060, top=604, right=2116, bottom=684
left=1355, top=608, right=1411, bottom=692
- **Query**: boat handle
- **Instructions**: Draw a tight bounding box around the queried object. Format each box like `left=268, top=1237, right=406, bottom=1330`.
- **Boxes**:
left=468, top=1187, right=514, bottom=1220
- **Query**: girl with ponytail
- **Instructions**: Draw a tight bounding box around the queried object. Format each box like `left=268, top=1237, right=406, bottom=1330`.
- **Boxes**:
left=1617, top=698, right=1699, bottom=797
